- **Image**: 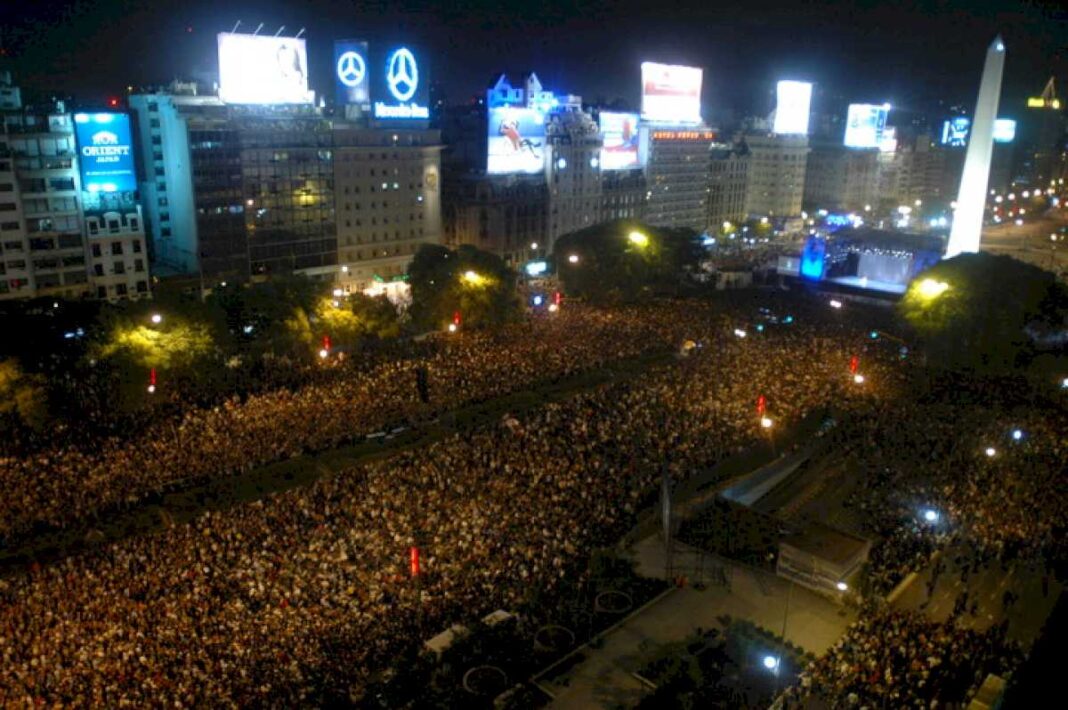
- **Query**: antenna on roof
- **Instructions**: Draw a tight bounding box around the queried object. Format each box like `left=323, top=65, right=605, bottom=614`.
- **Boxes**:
left=274, top=26, right=286, bottom=37
left=295, top=28, right=306, bottom=39
left=252, top=23, right=264, bottom=36
left=230, top=20, right=242, bottom=34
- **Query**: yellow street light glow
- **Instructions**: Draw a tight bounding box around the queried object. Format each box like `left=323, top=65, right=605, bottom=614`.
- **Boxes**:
left=853, top=374, right=865, bottom=384
left=760, top=417, right=773, bottom=429
left=318, top=349, right=329, bottom=359
left=150, top=313, right=162, bottom=324
left=447, top=323, right=458, bottom=333
left=332, top=288, right=343, bottom=297
left=836, top=581, right=848, bottom=591
left=628, top=230, right=650, bottom=247
left=461, top=270, right=486, bottom=285
left=916, top=278, right=949, bottom=299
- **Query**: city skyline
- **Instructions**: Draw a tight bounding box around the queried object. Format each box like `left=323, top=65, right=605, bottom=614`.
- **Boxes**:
left=2, top=0, right=1066, bottom=116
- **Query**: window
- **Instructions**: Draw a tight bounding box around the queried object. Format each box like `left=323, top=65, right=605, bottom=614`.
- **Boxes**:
left=91, top=243, right=101, bottom=257
left=136, top=280, right=148, bottom=293
left=111, top=242, right=123, bottom=255
left=0, top=203, right=16, bottom=212
left=116, top=283, right=127, bottom=296
left=0, top=222, right=18, bottom=231
left=134, top=259, right=144, bottom=272
left=48, top=178, right=75, bottom=191
left=93, top=264, right=104, bottom=277
left=113, top=261, right=125, bottom=275
left=132, top=241, right=142, bottom=253
left=97, top=286, right=107, bottom=299
left=0, top=184, right=11, bottom=192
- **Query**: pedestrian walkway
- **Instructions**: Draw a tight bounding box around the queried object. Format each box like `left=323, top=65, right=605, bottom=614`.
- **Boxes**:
left=540, top=535, right=854, bottom=709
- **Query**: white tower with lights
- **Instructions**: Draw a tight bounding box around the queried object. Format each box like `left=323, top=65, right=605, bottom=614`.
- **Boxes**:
left=946, top=36, right=1006, bottom=258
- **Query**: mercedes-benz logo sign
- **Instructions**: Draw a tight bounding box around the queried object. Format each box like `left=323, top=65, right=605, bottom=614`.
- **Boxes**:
left=386, top=48, right=418, bottom=102
left=337, top=51, right=366, bottom=88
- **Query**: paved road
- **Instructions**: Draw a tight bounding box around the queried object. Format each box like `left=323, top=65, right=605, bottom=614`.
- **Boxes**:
left=981, top=210, right=1068, bottom=275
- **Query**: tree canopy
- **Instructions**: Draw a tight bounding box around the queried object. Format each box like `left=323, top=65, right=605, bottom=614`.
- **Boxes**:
left=552, top=220, right=704, bottom=303
left=898, top=253, right=1068, bottom=371
left=407, top=244, right=521, bottom=330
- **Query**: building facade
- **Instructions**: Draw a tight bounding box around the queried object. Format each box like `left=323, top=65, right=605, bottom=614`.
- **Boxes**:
left=545, top=108, right=603, bottom=245
left=707, top=142, right=750, bottom=230
left=743, top=133, right=808, bottom=219
left=642, top=128, right=717, bottom=231
left=804, top=142, right=879, bottom=212
left=444, top=174, right=547, bottom=266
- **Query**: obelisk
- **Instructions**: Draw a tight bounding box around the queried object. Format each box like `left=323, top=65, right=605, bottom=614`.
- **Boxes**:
left=945, top=36, right=1005, bottom=258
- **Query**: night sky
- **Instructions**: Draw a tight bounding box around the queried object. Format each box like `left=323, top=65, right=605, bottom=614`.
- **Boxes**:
left=2, top=0, right=1066, bottom=118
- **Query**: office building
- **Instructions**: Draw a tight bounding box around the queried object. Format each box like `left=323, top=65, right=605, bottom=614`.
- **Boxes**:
left=642, top=128, right=717, bottom=231
left=545, top=108, right=602, bottom=244
left=601, top=169, right=646, bottom=222
left=706, top=142, right=750, bottom=230
left=804, top=142, right=879, bottom=212
left=743, top=133, right=809, bottom=218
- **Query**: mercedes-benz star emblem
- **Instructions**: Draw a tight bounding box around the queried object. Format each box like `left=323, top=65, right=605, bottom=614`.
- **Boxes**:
left=337, top=51, right=366, bottom=88
left=386, top=48, right=418, bottom=102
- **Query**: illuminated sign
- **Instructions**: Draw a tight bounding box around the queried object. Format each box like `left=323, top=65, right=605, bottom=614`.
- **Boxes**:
left=773, top=81, right=812, bottom=135
left=650, top=130, right=716, bottom=140
left=487, top=106, right=546, bottom=175
left=524, top=260, right=548, bottom=276
left=73, top=113, right=136, bottom=193
left=599, top=112, right=641, bottom=170
left=334, top=40, right=370, bottom=107
left=941, top=117, right=971, bottom=147
left=844, top=103, right=890, bottom=148
left=641, top=62, right=702, bottom=124
left=372, top=46, right=429, bottom=121
left=993, top=118, right=1016, bottom=143
left=879, top=126, right=898, bottom=153
left=217, top=33, right=313, bottom=104
left=800, top=236, right=826, bottom=279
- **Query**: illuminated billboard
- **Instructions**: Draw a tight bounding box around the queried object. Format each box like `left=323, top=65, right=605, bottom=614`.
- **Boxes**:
left=843, top=103, right=889, bottom=148
left=372, top=45, right=429, bottom=121
left=599, top=112, right=641, bottom=170
left=487, top=107, right=546, bottom=174
left=217, top=33, right=313, bottom=104
left=879, top=126, right=898, bottom=153
left=641, top=62, right=702, bottom=124
left=73, top=113, right=136, bottom=193
left=993, top=118, right=1016, bottom=143
left=941, top=117, right=971, bottom=147
left=773, top=81, right=812, bottom=135
left=335, top=40, right=370, bottom=107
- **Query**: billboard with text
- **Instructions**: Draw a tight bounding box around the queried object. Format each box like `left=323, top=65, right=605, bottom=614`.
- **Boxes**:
left=641, top=62, right=702, bottom=124
left=487, top=107, right=546, bottom=175
left=599, top=112, right=641, bottom=170
left=74, top=112, right=136, bottom=193
left=334, top=40, right=370, bottom=108
left=844, top=103, right=889, bottom=148
left=217, top=33, right=313, bottom=105
left=773, top=81, right=812, bottom=135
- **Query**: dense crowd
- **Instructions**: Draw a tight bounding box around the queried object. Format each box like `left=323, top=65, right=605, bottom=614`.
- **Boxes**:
left=0, top=297, right=886, bottom=704
left=0, top=305, right=700, bottom=543
left=782, top=610, right=1024, bottom=708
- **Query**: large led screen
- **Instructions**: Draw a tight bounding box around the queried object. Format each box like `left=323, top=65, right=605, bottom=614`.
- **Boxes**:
left=335, top=40, right=370, bottom=107
left=993, top=119, right=1016, bottom=143
left=843, top=103, right=889, bottom=148
left=599, top=112, right=641, bottom=170
left=773, top=81, right=812, bottom=135
left=641, top=62, right=702, bottom=124
left=941, top=117, right=971, bottom=147
left=73, top=112, right=136, bottom=193
left=487, top=107, right=546, bottom=175
left=371, top=45, right=430, bottom=121
left=217, top=33, right=313, bottom=104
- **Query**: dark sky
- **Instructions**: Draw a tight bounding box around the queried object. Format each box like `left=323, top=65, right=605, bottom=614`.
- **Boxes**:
left=2, top=0, right=1066, bottom=118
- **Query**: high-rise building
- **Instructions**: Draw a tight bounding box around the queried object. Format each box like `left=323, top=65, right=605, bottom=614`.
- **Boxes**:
left=804, top=142, right=879, bottom=212
left=601, top=170, right=646, bottom=222
left=1016, top=77, right=1066, bottom=188
left=642, top=128, right=717, bottom=231
left=545, top=109, right=602, bottom=244
left=333, top=126, right=443, bottom=292
left=1, top=71, right=148, bottom=301
left=743, top=133, right=808, bottom=218
left=706, top=142, right=750, bottom=230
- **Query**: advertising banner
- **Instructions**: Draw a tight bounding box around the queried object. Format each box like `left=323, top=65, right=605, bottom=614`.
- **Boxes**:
left=641, top=62, right=702, bottom=124
left=372, top=45, right=430, bottom=121
left=844, top=103, right=889, bottom=148
left=773, top=81, right=812, bottom=135
left=941, top=117, right=971, bottom=147
left=993, top=119, right=1016, bottom=143
left=599, top=112, right=641, bottom=170
left=334, top=40, right=370, bottom=107
left=217, top=33, right=313, bottom=104
left=73, top=113, right=136, bottom=193
left=487, top=107, right=546, bottom=175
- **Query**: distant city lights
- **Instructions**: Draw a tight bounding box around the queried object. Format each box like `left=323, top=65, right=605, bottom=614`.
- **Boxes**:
left=829, top=299, right=842, bottom=309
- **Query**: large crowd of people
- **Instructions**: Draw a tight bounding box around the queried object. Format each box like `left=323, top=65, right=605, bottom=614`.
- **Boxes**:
left=0, top=296, right=891, bottom=704
left=0, top=293, right=1061, bottom=705
left=782, top=610, right=1024, bottom=708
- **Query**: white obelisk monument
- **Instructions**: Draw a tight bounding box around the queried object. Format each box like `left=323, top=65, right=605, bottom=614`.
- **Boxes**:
left=945, top=36, right=1006, bottom=258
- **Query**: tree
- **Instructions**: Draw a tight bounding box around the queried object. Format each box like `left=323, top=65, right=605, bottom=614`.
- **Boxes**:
left=0, top=358, right=49, bottom=433
left=407, top=244, right=520, bottom=330
left=898, top=253, right=1067, bottom=371
left=553, top=220, right=704, bottom=303
left=313, top=293, right=401, bottom=352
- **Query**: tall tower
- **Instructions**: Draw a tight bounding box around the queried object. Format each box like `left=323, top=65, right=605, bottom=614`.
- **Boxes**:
left=946, top=36, right=1006, bottom=259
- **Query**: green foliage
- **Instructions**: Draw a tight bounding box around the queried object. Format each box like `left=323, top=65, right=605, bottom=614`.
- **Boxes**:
left=898, top=253, right=1066, bottom=371
left=553, top=220, right=704, bottom=303
left=0, top=358, right=49, bottom=432
left=407, top=243, right=521, bottom=330
left=313, top=293, right=401, bottom=351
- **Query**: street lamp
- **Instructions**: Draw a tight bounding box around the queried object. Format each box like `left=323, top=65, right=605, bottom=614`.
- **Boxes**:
left=923, top=509, right=939, bottom=523
left=853, top=374, right=865, bottom=384
left=984, top=447, right=997, bottom=457
left=763, top=655, right=779, bottom=671
left=734, top=328, right=748, bottom=338
left=318, top=348, right=329, bottom=359
left=1012, top=429, right=1023, bottom=441
left=628, top=230, right=649, bottom=247
left=760, top=417, right=773, bottom=429
left=568, top=254, right=580, bottom=264
left=150, top=313, right=162, bottom=324
left=916, top=278, right=949, bottom=300
left=462, top=270, right=486, bottom=285
left=829, top=299, right=843, bottom=309
left=530, top=242, right=538, bottom=250
left=836, top=581, right=848, bottom=591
